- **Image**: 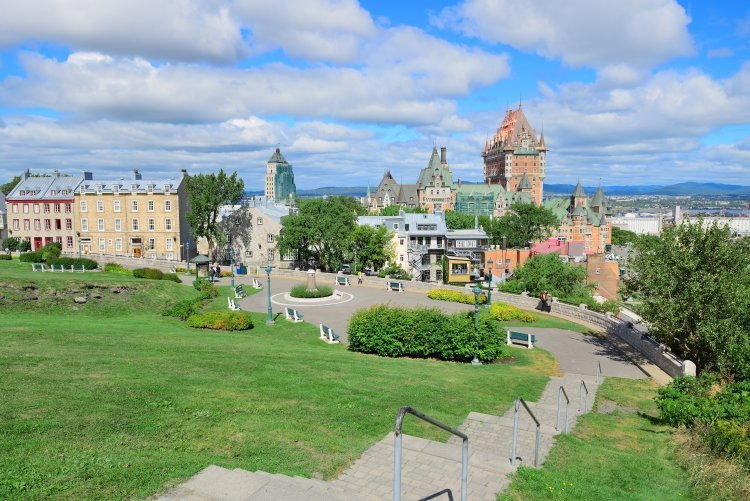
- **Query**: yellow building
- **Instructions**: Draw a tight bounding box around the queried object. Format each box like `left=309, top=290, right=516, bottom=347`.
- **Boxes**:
left=74, top=169, right=194, bottom=260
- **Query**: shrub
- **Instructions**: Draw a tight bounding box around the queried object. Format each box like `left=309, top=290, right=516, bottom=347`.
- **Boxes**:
left=488, top=302, right=534, bottom=322
left=377, top=264, right=411, bottom=280
left=187, top=311, right=254, bottom=331
left=1, top=237, right=18, bottom=252
left=289, top=284, right=333, bottom=298
left=20, top=251, right=42, bottom=263
left=348, top=305, right=505, bottom=363
left=104, top=263, right=132, bottom=275
left=162, top=298, right=202, bottom=320
left=162, top=273, right=181, bottom=283
left=193, top=279, right=218, bottom=299
left=17, top=240, right=31, bottom=252
left=47, top=257, right=98, bottom=270
left=427, top=288, right=487, bottom=305
left=133, top=268, right=164, bottom=280
left=0, top=254, right=11, bottom=260
left=40, top=242, right=62, bottom=262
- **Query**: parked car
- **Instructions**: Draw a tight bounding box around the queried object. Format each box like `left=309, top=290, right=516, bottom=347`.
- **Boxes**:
left=363, top=267, right=376, bottom=276
left=341, top=264, right=351, bottom=274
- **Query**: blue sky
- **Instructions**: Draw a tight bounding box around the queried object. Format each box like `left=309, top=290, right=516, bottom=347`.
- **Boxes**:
left=0, top=0, right=749, bottom=190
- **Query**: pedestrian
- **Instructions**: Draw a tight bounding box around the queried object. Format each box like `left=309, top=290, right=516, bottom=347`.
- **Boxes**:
left=357, top=270, right=363, bottom=285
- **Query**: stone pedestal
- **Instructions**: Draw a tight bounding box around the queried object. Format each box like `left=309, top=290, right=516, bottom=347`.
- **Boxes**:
left=306, top=269, right=317, bottom=290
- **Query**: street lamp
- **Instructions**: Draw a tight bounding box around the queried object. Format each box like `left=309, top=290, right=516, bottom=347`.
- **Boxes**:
left=265, top=260, right=274, bottom=325
left=230, top=247, right=235, bottom=289
left=485, top=257, right=493, bottom=307
left=501, top=235, right=507, bottom=283
left=472, top=283, right=482, bottom=366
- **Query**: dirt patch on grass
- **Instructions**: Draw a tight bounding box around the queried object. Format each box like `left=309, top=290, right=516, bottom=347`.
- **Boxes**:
left=597, top=398, right=637, bottom=415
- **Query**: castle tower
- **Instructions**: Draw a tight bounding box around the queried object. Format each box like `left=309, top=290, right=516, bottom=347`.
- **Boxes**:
left=482, top=104, right=547, bottom=205
left=265, top=148, right=296, bottom=202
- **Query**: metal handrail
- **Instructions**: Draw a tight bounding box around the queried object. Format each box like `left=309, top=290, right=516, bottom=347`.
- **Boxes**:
left=579, top=380, right=589, bottom=413
left=510, top=397, right=541, bottom=467
left=596, top=361, right=602, bottom=384
left=393, top=406, right=468, bottom=501
left=556, top=386, right=570, bottom=433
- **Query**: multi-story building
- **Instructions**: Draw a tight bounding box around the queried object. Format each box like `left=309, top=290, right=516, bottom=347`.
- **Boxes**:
left=5, top=170, right=81, bottom=252
left=0, top=191, right=8, bottom=243
left=265, top=148, right=296, bottom=202
left=544, top=183, right=612, bottom=254
left=482, top=103, right=547, bottom=205
left=74, top=169, right=193, bottom=260
left=454, top=180, right=533, bottom=217
left=416, top=146, right=455, bottom=212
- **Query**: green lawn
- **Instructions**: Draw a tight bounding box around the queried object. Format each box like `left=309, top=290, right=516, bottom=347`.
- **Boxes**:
left=500, top=377, right=692, bottom=500
left=0, top=259, right=557, bottom=499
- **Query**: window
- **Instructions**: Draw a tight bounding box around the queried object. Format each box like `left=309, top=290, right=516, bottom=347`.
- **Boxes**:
left=33, top=219, right=40, bottom=230
left=23, top=220, right=30, bottom=230
left=147, top=200, right=154, bottom=212
left=98, top=218, right=105, bottom=231
left=131, top=200, right=138, bottom=212
left=55, top=237, right=62, bottom=245
left=12, top=204, right=17, bottom=213
left=422, top=254, right=431, bottom=265
left=43, top=203, right=50, bottom=213
left=435, top=270, right=442, bottom=282
left=66, top=236, right=73, bottom=249
left=257, top=217, right=263, bottom=225
left=267, top=234, right=274, bottom=243
left=165, top=238, right=173, bottom=251
left=405, top=223, right=409, bottom=231
left=34, top=204, right=40, bottom=214
left=12, top=219, right=19, bottom=231
left=245, top=250, right=252, bottom=257
left=44, top=219, right=51, bottom=230
left=97, top=185, right=103, bottom=194
left=115, top=238, right=122, bottom=252
left=64, top=204, right=71, bottom=213
left=164, top=200, right=172, bottom=212
left=80, top=201, right=88, bottom=212
left=267, top=249, right=275, bottom=261
left=113, top=185, right=119, bottom=195
left=96, top=200, right=104, bottom=212
left=400, top=255, right=404, bottom=262
left=400, top=238, right=404, bottom=245
left=114, top=218, right=121, bottom=231
left=65, top=219, right=72, bottom=230
left=148, top=238, right=156, bottom=251
left=393, top=223, right=399, bottom=230
left=164, top=184, right=171, bottom=194
left=132, top=219, right=139, bottom=231
left=81, top=219, right=88, bottom=231
left=23, top=204, right=29, bottom=213
left=147, top=184, right=154, bottom=194
left=54, top=203, right=61, bottom=213
left=164, top=218, right=172, bottom=231
left=99, top=238, right=106, bottom=251
left=113, top=200, right=121, bottom=212
left=148, top=218, right=155, bottom=231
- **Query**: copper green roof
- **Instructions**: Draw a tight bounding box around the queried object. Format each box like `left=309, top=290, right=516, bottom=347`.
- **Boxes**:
left=268, top=148, right=287, bottom=164
left=518, top=173, right=532, bottom=190
left=572, top=180, right=586, bottom=197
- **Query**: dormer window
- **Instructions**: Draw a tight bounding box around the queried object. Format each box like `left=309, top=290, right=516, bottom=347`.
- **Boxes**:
left=131, top=184, right=138, bottom=193
left=163, top=184, right=171, bottom=194
left=147, top=184, right=154, bottom=194
left=96, top=185, right=103, bottom=194
left=113, top=185, right=119, bottom=195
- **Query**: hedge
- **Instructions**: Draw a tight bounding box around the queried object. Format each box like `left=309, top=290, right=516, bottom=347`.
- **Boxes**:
left=488, top=302, right=534, bottom=322
left=0, top=254, right=11, bottom=261
left=132, top=268, right=181, bottom=282
left=427, top=288, right=487, bottom=305
left=104, top=263, right=132, bottom=275
left=348, top=305, right=505, bottom=363
left=186, top=311, right=254, bottom=331
left=48, top=257, right=98, bottom=270
left=290, top=284, right=333, bottom=298
left=162, top=298, right=202, bottom=320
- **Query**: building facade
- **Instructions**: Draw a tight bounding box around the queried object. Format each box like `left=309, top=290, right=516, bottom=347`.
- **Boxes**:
left=0, top=191, right=7, bottom=243
left=5, top=170, right=81, bottom=252
left=544, top=183, right=613, bottom=254
left=265, top=148, right=296, bottom=202
left=74, top=169, right=193, bottom=260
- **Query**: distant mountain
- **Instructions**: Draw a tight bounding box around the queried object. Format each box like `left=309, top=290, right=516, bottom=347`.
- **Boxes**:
left=544, top=182, right=750, bottom=196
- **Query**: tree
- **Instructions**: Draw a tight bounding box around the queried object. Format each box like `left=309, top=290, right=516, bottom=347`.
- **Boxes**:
left=511, top=253, right=589, bottom=298
left=2, top=237, right=18, bottom=252
left=611, top=226, right=639, bottom=245
left=0, top=175, right=21, bottom=195
left=379, top=205, right=426, bottom=216
left=277, top=196, right=360, bottom=271
left=624, top=220, right=750, bottom=377
left=349, top=224, right=394, bottom=271
left=444, top=210, right=480, bottom=230
left=185, top=170, right=244, bottom=257
left=490, top=203, right=559, bottom=248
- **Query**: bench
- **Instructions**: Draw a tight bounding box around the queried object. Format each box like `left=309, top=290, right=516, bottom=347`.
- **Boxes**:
left=506, top=330, right=536, bottom=349
left=49, top=264, right=66, bottom=272
left=284, top=307, right=304, bottom=323
left=31, top=263, right=47, bottom=272
left=71, top=264, right=86, bottom=272
left=387, top=281, right=404, bottom=292
left=235, top=285, right=247, bottom=299
left=252, top=277, right=263, bottom=290
left=319, top=324, right=340, bottom=344
left=227, top=297, right=241, bottom=311
left=336, top=276, right=351, bottom=286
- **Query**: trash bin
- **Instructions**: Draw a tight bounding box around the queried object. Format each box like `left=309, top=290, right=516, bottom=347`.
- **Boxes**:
left=236, top=265, right=247, bottom=275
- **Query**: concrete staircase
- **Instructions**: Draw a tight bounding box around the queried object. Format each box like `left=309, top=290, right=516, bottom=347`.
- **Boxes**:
left=156, top=372, right=601, bottom=501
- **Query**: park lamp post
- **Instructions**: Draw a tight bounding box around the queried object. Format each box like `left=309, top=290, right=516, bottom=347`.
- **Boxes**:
left=472, top=283, right=482, bottom=366
left=230, top=247, right=235, bottom=289
left=485, top=257, right=493, bottom=307
left=265, top=260, right=274, bottom=325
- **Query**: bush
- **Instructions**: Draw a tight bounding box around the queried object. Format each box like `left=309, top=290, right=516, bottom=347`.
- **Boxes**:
left=377, top=264, right=411, bottom=280
left=488, top=302, right=534, bottom=322
left=427, top=288, right=487, bottom=305
left=0, top=254, right=11, bottom=260
left=20, top=251, right=42, bottom=263
left=163, top=298, right=202, bottom=320
left=162, top=273, right=181, bottom=283
left=187, top=311, right=254, bottom=331
left=40, top=242, right=62, bottom=262
left=193, top=279, right=218, bottom=299
left=47, top=257, right=98, bottom=270
left=133, top=268, right=164, bottom=280
left=348, top=305, right=505, bottom=363
left=1, top=237, right=18, bottom=252
left=104, top=263, right=132, bottom=275
left=17, top=240, right=31, bottom=252
left=289, top=284, right=333, bottom=298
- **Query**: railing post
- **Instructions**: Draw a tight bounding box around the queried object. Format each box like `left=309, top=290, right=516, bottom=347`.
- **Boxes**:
left=510, top=398, right=520, bottom=466
left=579, top=381, right=589, bottom=413
left=461, top=438, right=468, bottom=501
left=556, top=387, right=562, bottom=431
left=534, top=423, right=540, bottom=467
left=393, top=432, right=402, bottom=501
left=596, top=361, right=602, bottom=384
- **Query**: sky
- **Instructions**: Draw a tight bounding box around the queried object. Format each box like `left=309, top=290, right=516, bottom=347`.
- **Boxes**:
left=1, top=0, right=749, bottom=191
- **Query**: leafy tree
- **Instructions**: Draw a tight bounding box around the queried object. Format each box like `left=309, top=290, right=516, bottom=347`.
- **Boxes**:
left=2, top=237, right=18, bottom=252
left=490, top=203, right=559, bottom=248
left=18, top=239, right=31, bottom=252
left=611, top=226, right=639, bottom=245
left=444, top=210, right=479, bottom=230
left=185, top=170, right=244, bottom=257
left=349, top=224, right=394, bottom=271
left=277, top=196, right=360, bottom=271
left=624, top=220, right=750, bottom=377
left=510, top=253, right=590, bottom=298
left=379, top=205, right=426, bottom=216
left=0, top=175, right=21, bottom=195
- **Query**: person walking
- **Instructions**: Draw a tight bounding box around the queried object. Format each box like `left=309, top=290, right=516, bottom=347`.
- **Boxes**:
left=357, top=270, right=363, bottom=285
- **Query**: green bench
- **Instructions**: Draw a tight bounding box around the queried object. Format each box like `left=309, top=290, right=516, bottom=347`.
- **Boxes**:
left=235, top=285, right=247, bottom=299
left=50, top=264, right=66, bottom=272
left=285, top=307, right=304, bottom=323
left=319, top=324, right=340, bottom=344
left=31, top=263, right=47, bottom=272
left=507, top=330, right=536, bottom=349
left=387, top=281, right=404, bottom=292
left=71, top=264, right=86, bottom=272
left=336, top=276, right=351, bottom=286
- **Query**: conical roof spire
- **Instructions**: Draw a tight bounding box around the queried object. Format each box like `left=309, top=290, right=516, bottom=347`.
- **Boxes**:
left=572, top=180, right=586, bottom=198
left=591, top=184, right=605, bottom=206
left=519, top=172, right=532, bottom=190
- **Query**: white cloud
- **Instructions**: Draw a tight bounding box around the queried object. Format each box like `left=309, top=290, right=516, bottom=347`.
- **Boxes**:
left=707, top=47, right=733, bottom=58
left=434, top=0, right=693, bottom=70
left=0, top=0, right=247, bottom=63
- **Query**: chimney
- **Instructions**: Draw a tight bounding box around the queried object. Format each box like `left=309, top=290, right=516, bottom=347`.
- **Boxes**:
left=81, top=171, right=93, bottom=180
left=23, top=169, right=30, bottom=180
left=133, top=168, right=142, bottom=180
left=276, top=147, right=280, bottom=154
left=457, top=177, right=461, bottom=188
left=440, top=146, right=446, bottom=165
left=53, top=169, right=60, bottom=178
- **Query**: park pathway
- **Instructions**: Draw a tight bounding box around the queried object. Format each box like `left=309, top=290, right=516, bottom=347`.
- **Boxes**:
left=156, top=371, right=602, bottom=500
